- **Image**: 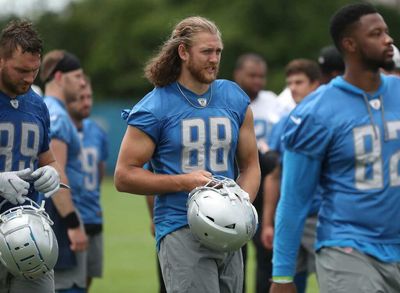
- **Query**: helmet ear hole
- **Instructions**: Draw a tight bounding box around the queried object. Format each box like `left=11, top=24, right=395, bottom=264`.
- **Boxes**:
left=187, top=176, right=258, bottom=252
left=206, top=216, right=215, bottom=222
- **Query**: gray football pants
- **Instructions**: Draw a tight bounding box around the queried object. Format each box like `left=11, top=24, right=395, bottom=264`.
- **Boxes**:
left=158, top=226, right=243, bottom=293
left=0, top=262, right=54, bottom=293
left=317, top=246, right=400, bottom=293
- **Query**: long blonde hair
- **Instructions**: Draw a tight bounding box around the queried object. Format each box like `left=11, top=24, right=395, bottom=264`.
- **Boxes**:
left=144, top=16, right=221, bottom=87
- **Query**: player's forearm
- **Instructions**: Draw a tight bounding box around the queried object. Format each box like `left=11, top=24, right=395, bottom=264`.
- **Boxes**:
left=114, top=166, right=199, bottom=195
left=273, top=200, right=309, bottom=277
left=48, top=140, right=77, bottom=217
left=38, top=149, right=57, bottom=168
left=115, top=166, right=165, bottom=195
left=236, top=161, right=261, bottom=202
left=262, top=167, right=281, bottom=227
left=51, top=170, right=76, bottom=217
left=272, top=150, right=320, bottom=277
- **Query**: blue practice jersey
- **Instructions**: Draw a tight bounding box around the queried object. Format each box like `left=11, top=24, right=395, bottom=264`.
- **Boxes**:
left=269, top=114, right=322, bottom=215
left=0, top=88, right=50, bottom=211
left=44, top=96, right=84, bottom=204
left=269, top=115, right=288, bottom=155
left=126, top=80, right=249, bottom=247
left=78, top=119, right=108, bottom=225
left=275, top=75, right=400, bottom=274
left=43, top=96, right=84, bottom=269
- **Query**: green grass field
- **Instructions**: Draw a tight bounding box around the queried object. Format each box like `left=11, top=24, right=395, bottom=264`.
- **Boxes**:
left=90, top=177, right=319, bottom=293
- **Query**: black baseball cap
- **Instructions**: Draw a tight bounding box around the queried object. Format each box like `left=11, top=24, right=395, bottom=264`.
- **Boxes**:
left=318, top=45, right=345, bottom=74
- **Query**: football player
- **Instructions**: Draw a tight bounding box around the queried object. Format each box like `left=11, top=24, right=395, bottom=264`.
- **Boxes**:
left=115, top=16, right=260, bottom=293
left=41, top=50, right=88, bottom=293
left=0, top=20, right=60, bottom=293
left=262, top=59, right=321, bottom=293
left=270, top=3, right=400, bottom=293
left=233, top=53, right=290, bottom=293
left=66, top=77, right=108, bottom=291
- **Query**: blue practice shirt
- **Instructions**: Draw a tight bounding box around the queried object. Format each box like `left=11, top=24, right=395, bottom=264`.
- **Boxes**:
left=43, top=96, right=84, bottom=269
left=0, top=88, right=50, bottom=211
left=273, top=75, right=400, bottom=277
left=125, top=80, right=249, bottom=248
left=78, top=119, right=108, bottom=225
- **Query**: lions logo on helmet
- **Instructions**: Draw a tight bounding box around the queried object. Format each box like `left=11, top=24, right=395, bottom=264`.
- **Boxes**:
left=0, top=199, right=58, bottom=280
left=187, top=176, right=258, bottom=252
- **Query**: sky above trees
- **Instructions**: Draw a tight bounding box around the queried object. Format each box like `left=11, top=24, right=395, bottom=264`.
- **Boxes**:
left=0, top=0, right=75, bottom=18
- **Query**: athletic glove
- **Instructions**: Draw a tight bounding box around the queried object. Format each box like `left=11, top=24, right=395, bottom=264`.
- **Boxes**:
left=31, top=165, right=60, bottom=198
left=0, top=169, right=31, bottom=204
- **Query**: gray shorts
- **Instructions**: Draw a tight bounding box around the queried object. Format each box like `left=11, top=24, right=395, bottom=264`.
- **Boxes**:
left=316, top=246, right=400, bottom=293
left=54, top=251, right=87, bottom=290
left=296, top=215, right=317, bottom=273
left=158, top=226, right=243, bottom=293
left=87, top=233, right=103, bottom=278
left=0, top=262, right=55, bottom=293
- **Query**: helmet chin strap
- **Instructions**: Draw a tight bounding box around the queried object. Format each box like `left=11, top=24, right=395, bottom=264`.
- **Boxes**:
left=207, top=175, right=250, bottom=202
left=0, top=198, right=53, bottom=225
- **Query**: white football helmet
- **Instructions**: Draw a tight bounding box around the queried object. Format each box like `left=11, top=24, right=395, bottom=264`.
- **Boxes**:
left=187, top=176, right=258, bottom=252
left=0, top=198, right=58, bottom=280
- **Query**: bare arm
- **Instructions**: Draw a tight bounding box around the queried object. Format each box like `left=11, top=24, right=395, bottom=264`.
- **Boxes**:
left=261, top=164, right=281, bottom=249
left=114, top=126, right=211, bottom=195
left=48, top=138, right=87, bottom=251
left=235, top=107, right=261, bottom=202
left=48, top=139, right=76, bottom=217
left=38, top=149, right=57, bottom=168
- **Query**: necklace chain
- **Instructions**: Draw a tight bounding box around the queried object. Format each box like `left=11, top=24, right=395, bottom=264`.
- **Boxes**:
left=176, top=82, right=213, bottom=109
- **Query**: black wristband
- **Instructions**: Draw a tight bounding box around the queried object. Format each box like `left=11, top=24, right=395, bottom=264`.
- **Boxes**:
left=63, top=211, right=80, bottom=229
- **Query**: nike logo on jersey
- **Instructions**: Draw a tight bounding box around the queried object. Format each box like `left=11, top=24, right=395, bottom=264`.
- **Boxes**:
left=290, top=115, right=302, bottom=125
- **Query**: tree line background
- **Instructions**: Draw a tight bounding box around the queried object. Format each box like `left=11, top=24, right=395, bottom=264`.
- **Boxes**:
left=2, top=0, right=400, bottom=101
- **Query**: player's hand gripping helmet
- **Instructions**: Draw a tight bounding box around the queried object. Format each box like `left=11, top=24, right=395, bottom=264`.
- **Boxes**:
left=187, top=176, right=258, bottom=252
left=0, top=198, right=58, bottom=280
